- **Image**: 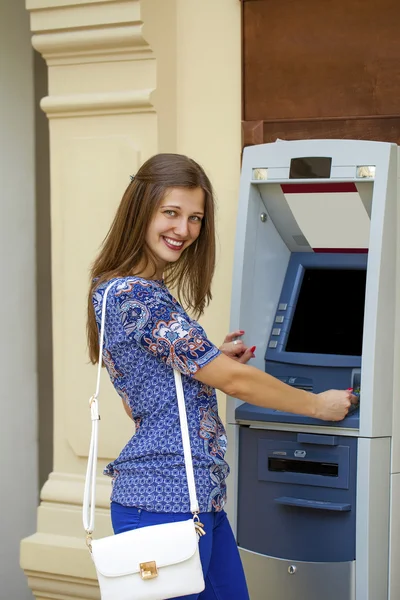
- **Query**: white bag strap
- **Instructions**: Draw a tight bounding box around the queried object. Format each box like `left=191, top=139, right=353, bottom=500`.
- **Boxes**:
left=173, top=369, right=199, bottom=514
left=83, top=279, right=200, bottom=536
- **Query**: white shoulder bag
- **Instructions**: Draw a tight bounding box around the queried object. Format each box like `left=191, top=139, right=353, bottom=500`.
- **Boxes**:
left=83, top=280, right=206, bottom=600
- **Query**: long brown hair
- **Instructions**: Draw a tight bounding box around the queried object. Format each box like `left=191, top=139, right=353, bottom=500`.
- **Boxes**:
left=87, top=153, right=216, bottom=364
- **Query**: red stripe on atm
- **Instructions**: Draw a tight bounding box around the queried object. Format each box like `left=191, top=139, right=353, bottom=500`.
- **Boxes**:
left=313, top=248, right=368, bottom=254
left=281, top=183, right=357, bottom=194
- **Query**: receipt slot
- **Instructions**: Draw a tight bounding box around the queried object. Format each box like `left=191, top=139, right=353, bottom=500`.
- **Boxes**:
left=227, top=140, right=400, bottom=600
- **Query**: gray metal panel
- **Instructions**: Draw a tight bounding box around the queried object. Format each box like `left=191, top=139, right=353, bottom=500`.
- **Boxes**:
left=389, top=473, right=400, bottom=600
left=356, top=437, right=390, bottom=600
left=359, top=143, right=397, bottom=439
left=257, top=183, right=313, bottom=253
left=239, top=548, right=355, bottom=600
left=241, top=420, right=359, bottom=437
left=392, top=149, right=400, bottom=476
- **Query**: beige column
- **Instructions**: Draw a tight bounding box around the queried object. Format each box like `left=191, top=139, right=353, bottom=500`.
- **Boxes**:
left=21, top=1, right=240, bottom=598
left=172, top=0, right=242, bottom=425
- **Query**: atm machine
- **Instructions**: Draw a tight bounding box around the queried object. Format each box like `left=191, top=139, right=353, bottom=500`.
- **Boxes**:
left=227, top=140, right=400, bottom=600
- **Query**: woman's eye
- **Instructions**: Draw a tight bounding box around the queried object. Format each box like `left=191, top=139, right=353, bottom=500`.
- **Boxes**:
left=190, top=216, right=202, bottom=222
left=164, top=210, right=176, bottom=217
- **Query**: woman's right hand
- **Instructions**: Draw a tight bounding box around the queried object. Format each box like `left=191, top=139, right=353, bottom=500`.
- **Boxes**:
left=313, top=389, right=357, bottom=421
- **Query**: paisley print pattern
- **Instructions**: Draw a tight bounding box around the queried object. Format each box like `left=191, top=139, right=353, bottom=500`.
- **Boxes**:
left=93, top=276, right=229, bottom=513
left=102, top=349, right=122, bottom=383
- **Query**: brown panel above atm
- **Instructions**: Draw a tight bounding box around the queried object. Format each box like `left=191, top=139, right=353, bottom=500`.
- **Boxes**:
left=242, top=0, right=400, bottom=146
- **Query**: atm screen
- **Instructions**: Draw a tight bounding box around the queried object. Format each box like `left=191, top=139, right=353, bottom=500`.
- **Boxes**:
left=285, top=268, right=366, bottom=356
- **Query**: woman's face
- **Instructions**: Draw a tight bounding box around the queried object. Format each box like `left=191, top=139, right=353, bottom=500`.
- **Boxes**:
left=146, top=187, right=205, bottom=277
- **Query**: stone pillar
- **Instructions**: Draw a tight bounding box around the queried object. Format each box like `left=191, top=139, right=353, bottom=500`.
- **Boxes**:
left=21, top=1, right=159, bottom=597
left=21, top=1, right=240, bottom=597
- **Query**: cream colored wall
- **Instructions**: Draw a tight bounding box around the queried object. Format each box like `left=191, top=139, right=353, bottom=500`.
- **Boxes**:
left=178, top=0, right=242, bottom=423
left=143, top=0, right=242, bottom=422
left=21, top=0, right=241, bottom=597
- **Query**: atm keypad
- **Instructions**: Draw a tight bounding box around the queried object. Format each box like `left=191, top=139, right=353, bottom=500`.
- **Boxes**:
left=269, top=306, right=287, bottom=346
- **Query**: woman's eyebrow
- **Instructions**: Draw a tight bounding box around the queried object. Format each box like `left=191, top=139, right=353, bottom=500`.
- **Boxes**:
left=162, top=204, right=204, bottom=215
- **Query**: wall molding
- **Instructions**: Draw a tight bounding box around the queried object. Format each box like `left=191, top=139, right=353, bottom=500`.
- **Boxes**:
left=28, top=0, right=140, bottom=35
left=27, top=0, right=124, bottom=8
left=32, top=24, right=152, bottom=66
left=25, top=570, right=99, bottom=600
left=41, top=89, right=155, bottom=118
left=22, top=538, right=98, bottom=594
left=41, top=472, right=111, bottom=508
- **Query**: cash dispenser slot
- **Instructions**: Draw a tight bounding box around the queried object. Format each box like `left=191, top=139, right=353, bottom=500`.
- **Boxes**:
left=268, top=456, right=339, bottom=477
left=259, top=439, right=350, bottom=489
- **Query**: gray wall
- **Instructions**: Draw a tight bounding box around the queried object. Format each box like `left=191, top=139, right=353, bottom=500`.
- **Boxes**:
left=0, top=1, right=37, bottom=597
left=34, top=49, right=53, bottom=493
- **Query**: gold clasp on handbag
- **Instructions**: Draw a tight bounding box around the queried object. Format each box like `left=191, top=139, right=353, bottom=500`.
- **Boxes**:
left=193, top=513, right=206, bottom=537
left=139, top=561, right=158, bottom=580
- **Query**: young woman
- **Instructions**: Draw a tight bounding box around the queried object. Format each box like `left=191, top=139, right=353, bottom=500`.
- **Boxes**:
left=87, top=153, right=355, bottom=600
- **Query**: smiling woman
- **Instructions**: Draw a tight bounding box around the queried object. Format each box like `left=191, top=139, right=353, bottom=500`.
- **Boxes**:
left=86, top=153, right=354, bottom=600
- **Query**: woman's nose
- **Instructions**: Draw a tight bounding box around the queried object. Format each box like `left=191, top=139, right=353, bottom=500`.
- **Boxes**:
left=174, top=218, right=189, bottom=237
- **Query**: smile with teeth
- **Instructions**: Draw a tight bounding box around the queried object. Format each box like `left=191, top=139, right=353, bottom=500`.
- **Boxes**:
left=163, top=236, right=184, bottom=250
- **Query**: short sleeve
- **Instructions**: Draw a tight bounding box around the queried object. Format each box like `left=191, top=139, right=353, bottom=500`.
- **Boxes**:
left=114, top=278, right=220, bottom=376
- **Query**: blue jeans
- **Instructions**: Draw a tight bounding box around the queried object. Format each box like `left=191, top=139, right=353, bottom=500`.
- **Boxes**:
left=111, top=502, right=250, bottom=600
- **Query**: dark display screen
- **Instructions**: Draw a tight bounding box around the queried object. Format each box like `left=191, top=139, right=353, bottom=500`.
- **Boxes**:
left=285, top=268, right=366, bottom=356
left=289, top=156, right=332, bottom=179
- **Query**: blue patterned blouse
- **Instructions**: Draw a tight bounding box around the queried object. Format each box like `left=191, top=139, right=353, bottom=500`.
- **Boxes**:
left=92, top=276, right=230, bottom=513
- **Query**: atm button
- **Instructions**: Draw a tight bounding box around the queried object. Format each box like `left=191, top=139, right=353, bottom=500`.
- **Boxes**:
left=269, top=341, right=278, bottom=348
left=272, top=328, right=281, bottom=336
left=278, top=303, right=288, bottom=311
left=275, top=316, right=284, bottom=323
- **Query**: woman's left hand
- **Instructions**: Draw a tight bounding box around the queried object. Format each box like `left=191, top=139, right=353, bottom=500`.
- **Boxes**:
left=219, top=330, right=256, bottom=364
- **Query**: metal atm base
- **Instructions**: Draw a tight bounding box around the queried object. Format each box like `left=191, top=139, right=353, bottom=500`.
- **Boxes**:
left=240, top=548, right=355, bottom=600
